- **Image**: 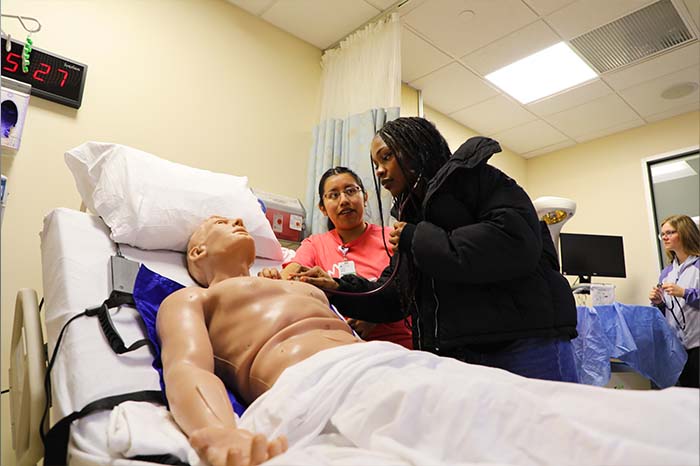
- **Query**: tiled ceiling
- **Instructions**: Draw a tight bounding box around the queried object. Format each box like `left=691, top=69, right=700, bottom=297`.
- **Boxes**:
left=227, top=0, right=700, bottom=158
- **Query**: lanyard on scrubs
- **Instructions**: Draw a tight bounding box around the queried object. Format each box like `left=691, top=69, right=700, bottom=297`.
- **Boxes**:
left=336, top=245, right=356, bottom=276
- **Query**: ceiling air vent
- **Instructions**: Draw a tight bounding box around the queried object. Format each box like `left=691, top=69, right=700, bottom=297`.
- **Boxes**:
left=570, top=0, right=695, bottom=73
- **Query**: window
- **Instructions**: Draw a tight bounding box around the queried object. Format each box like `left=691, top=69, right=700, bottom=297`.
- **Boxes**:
left=646, top=149, right=699, bottom=267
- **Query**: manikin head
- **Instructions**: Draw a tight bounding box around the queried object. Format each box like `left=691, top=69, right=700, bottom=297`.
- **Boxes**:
left=186, top=216, right=256, bottom=286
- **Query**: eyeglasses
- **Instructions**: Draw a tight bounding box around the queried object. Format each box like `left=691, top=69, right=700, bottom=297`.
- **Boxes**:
left=658, top=230, right=677, bottom=240
left=323, top=185, right=362, bottom=201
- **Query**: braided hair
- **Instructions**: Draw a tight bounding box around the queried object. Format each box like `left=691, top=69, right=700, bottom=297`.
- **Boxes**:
left=370, top=117, right=452, bottom=320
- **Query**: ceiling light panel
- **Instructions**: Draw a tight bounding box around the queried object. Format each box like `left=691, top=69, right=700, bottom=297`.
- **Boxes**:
left=485, top=42, right=598, bottom=104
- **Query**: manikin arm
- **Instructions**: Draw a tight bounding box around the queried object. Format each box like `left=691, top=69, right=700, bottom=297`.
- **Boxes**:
left=157, top=288, right=287, bottom=466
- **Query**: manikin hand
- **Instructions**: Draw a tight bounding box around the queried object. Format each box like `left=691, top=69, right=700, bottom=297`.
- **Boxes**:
left=190, top=425, right=288, bottom=466
left=290, top=265, right=339, bottom=290
left=257, top=268, right=282, bottom=280
left=661, top=283, right=685, bottom=298
left=389, top=222, right=406, bottom=253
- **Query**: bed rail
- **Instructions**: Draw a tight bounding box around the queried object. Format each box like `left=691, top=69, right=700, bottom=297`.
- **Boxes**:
left=10, top=288, right=48, bottom=466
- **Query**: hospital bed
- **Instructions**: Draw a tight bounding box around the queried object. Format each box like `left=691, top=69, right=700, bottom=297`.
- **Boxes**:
left=13, top=207, right=700, bottom=466
left=11, top=140, right=697, bottom=466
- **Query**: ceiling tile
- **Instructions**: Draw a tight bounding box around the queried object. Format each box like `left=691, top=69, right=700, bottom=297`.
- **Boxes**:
left=527, top=79, right=612, bottom=116
left=402, top=27, right=453, bottom=82
left=521, top=139, right=576, bottom=158
left=461, top=20, right=560, bottom=75
left=226, top=0, right=277, bottom=16
left=521, top=0, right=578, bottom=16
left=545, top=0, right=652, bottom=39
left=409, top=62, right=499, bottom=114
left=682, top=0, right=700, bottom=30
left=450, top=95, right=538, bottom=135
left=491, top=119, right=570, bottom=154
left=262, top=0, right=380, bottom=49
left=618, top=65, right=700, bottom=117
left=573, top=118, right=645, bottom=143
left=402, top=0, right=538, bottom=57
left=364, top=0, right=399, bottom=10
left=543, top=93, right=643, bottom=138
left=603, top=42, right=700, bottom=91
left=645, top=101, right=700, bottom=122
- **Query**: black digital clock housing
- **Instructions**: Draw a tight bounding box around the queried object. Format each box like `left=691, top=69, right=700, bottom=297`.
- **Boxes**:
left=1, top=37, right=87, bottom=109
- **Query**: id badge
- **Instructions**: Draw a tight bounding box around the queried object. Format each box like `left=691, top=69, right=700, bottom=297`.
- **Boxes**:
left=337, top=260, right=356, bottom=277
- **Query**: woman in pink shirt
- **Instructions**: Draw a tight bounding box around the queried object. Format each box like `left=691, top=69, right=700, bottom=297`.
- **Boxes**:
left=261, top=167, right=412, bottom=349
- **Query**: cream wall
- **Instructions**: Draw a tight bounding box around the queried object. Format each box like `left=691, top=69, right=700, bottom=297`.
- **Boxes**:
left=424, top=106, right=528, bottom=184
left=0, top=1, right=321, bottom=464
left=527, top=111, right=700, bottom=305
left=400, top=85, right=527, bottom=183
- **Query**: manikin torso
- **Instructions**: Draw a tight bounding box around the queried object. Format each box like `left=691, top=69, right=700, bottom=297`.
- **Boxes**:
left=194, top=276, right=359, bottom=403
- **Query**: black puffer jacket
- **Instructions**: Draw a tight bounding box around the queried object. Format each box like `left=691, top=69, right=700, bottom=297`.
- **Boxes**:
left=330, top=136, right=577, bottom=353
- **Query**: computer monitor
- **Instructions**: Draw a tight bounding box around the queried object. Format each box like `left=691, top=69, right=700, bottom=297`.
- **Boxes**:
left=559, top=233, right=626, bottom=284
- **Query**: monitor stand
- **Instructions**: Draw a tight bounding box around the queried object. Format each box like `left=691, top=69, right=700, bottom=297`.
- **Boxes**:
left=572, top=276, right=592, bottom=294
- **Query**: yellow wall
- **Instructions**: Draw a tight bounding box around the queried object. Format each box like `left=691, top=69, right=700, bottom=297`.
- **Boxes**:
left=425, top=106, right=528, bottom=184
left=527, top=111, right=699, bottom=305
left=0, top=1, right=321, bottom=464
left=400, top=84, right=527, bottom=183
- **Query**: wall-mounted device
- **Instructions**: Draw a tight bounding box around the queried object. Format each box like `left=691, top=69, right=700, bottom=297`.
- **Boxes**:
left=254, top=189, right=306, bottom=243
left=533, top=196, right=576, bottom=257
left=1, top=37, right=87, bottom=109
left=1, top=77, right=31, bottom=150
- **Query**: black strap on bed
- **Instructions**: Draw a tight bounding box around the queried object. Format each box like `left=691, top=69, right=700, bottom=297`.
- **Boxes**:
left=85, top=292, right=152, bottom=354
left=131, top=454, right=191, bottom=466
left=42, top=390, right=174, bottom=466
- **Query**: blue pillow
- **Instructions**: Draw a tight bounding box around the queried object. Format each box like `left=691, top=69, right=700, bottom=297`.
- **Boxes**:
left=133, top=265, right=247, bottom=416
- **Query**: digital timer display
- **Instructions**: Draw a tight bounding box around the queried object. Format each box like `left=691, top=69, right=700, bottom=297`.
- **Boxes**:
left=1, top=37, right=87, bottom=109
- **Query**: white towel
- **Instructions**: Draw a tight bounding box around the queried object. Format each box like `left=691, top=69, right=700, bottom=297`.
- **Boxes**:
left=107, top=401, right=203, bottom=466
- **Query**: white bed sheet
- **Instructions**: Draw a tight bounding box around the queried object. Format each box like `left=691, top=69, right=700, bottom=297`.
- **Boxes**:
left=40, top=207, right=286, bottom=465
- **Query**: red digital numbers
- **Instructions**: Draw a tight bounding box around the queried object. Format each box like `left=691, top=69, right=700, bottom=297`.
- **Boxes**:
left=33, top=62, right=50, bottom=82
left=3, top=52, right=20, bottom=73
left=3, top=53, right=70, bottom=87
left=57, top=68, right=68, bottom=87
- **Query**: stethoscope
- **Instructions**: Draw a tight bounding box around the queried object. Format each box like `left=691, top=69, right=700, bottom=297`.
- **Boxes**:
left=659, top=283, right=686, bottom=331
left=322, top=170, right=423, bottom=297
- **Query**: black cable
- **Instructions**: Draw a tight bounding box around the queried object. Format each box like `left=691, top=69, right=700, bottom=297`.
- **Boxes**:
left=1, top=388, right=9, bottom=395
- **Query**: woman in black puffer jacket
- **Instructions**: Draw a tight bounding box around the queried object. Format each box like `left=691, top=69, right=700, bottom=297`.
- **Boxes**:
left=297, top=117, right=578, bottom=382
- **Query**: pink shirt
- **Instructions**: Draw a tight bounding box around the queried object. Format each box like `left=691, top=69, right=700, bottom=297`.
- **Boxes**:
left=289, top=224, right=412, bottom=349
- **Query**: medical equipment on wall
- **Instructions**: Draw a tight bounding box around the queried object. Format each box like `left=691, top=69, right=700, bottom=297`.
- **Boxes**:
left=254, top=189, right=306, bottom=243
left=2, top=14, right=88, bottom=109
left=533, top=196, right=576, bottom=256
left=1, top=77, right=31, bottom=150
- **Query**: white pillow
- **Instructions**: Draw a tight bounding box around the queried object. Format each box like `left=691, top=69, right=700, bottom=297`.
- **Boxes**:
left=64, top=141, right=283, bottom=260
